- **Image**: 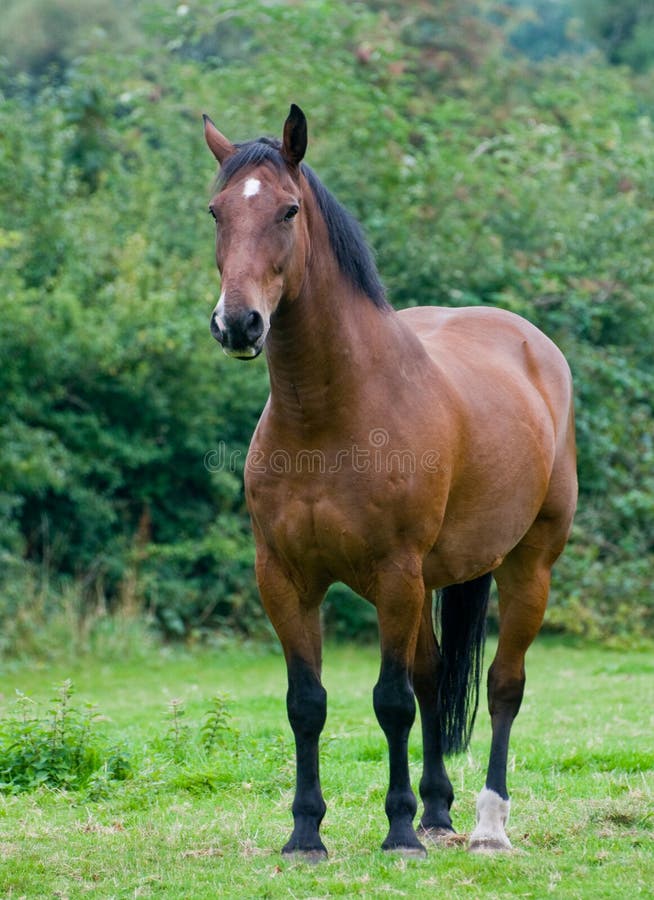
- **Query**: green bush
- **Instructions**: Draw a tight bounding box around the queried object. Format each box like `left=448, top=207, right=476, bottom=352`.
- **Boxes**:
left=0, top=0, right=652, bottom=646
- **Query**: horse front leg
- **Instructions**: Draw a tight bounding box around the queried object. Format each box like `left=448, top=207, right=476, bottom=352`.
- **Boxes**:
left=284, top=651, right=327, bottom=859
left=372, top=560, right=427, bottom=856
left=255, top=547, right=327, bottom=860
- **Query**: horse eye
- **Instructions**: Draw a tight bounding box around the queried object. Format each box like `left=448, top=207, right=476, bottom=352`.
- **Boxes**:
left=283, top=204, right=299, bottom=222
left=208, top=206, right=217, bottom=221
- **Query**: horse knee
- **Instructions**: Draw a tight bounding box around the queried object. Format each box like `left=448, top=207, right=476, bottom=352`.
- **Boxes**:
left=286, top=659, right=327, bottom=738
left=373, top=664, right=416, bottom=736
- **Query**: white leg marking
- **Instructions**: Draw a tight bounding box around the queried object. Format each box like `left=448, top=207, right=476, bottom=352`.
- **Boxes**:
left=242, top=177, right=261, bottom=198
left=469, top=788, right=512, bottom=852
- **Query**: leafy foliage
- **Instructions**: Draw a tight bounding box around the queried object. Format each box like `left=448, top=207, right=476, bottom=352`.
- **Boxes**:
left=0, top=676, right=241, bottom=799
left=0, top=681, right=131, bottom=793
left=200, top=693, right=238, bottom=753
left=0, top=0, right=652, bottom=645
left=574, top=0, right=654, bottom=71
left=143, top=691, right=242, bottom=795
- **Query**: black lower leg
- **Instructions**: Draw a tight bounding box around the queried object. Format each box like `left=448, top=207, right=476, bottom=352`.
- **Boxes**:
left=283, top=657, right=327, bottom=856
left=414, top=610, right=455, bottom=833
left=416, top=694, right=455, bottom=832
left=373, top=658, right=424, bottom=853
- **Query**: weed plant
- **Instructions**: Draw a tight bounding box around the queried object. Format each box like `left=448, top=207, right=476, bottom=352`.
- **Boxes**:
left=0, top=680, right=131, bottom=794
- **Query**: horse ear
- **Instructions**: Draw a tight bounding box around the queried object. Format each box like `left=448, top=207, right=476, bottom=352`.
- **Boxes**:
left=282, top=104, right=307, bottom=168
left=203, top=114, right=235, bottom=164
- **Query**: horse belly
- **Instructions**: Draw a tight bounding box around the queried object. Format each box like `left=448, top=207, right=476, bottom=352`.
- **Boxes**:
left=422, top=526, right=512, bottom=589
left=422, top=447, right=551, bottom=588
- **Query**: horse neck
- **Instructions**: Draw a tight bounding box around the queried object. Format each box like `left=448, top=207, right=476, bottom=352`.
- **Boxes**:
left=264, top=255, right=392, bottom=431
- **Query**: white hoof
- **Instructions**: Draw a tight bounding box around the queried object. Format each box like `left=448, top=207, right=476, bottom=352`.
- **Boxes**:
left=468, top=788, right=512, bottom=853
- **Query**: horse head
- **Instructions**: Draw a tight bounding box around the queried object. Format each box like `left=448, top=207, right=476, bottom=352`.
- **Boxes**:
left=204, top=105, right=309, bottom=359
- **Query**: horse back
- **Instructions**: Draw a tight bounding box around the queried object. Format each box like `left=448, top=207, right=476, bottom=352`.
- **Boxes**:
left=399, top=304, right=574, bottom=447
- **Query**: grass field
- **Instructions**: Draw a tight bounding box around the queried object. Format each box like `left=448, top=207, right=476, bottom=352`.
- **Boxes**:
left=0, top=635, right=652, bottom=899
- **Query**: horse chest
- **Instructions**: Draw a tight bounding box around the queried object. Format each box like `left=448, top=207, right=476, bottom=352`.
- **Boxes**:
left=246, top=464, right=432, bottom=586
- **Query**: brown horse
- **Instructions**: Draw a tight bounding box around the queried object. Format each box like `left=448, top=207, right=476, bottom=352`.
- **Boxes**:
left=203, top=105, right=577, bottom=858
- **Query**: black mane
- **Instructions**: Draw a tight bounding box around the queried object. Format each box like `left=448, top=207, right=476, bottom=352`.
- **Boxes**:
left=218, top=139, right=389, bottom=309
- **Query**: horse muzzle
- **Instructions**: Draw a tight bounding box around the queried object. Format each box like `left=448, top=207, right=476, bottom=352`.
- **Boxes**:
left=210, top=306, right=267, bottom=360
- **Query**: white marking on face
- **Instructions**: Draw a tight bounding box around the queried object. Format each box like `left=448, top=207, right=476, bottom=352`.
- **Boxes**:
left=211, top=291, right=227, bottom=335
left=242, top=177, right=261, bottom=199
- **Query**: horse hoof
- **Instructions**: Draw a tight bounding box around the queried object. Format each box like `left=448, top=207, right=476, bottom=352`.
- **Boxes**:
left=419, top=827, right=467, bottom=847
left=282, top=848, right=328, bottom=864
left=382, top=842, right=428, bottom=859
left=468, top=837, right=513, bottom=854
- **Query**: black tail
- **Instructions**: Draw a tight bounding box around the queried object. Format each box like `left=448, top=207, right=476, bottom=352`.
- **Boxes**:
left=436, top=572, right=491, bottom=755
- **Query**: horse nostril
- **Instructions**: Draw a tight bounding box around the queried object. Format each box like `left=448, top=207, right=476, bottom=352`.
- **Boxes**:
left=244, top=310, right=264, bottom=342
left=210, top=310, right=224, bottom=344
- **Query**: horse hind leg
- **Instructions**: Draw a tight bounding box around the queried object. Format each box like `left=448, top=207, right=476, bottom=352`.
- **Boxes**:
left=413, top=592, right=456, bottom=840
left=469, top=539, right=553, bottom=853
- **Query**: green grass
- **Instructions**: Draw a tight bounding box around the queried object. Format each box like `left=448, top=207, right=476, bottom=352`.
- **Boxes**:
left=0, top=636, right=652, bottom=898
